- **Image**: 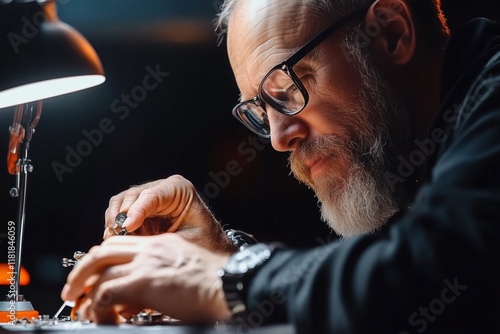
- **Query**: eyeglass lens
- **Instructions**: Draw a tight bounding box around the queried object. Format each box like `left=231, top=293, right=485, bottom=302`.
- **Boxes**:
left=261, top=69, right=305, bottom=114
left=233, top=102, right=270, bottom=137
left=234, top=68, right=306, bottom=137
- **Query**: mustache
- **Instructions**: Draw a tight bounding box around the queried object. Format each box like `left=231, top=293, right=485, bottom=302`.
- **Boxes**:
left=288, top=135, right=353, bottom=184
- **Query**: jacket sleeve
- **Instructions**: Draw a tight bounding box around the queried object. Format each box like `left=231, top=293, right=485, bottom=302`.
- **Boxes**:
left=243, top=52, right=500, bottom=334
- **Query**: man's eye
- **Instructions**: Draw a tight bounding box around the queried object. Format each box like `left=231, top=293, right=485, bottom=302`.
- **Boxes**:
left=286, top=83, right=299, bottom=94
left=267, top=87, right=289, bottom=100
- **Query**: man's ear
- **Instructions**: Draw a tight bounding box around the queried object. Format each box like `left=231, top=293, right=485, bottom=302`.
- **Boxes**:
left=365, top=0, right=417, bottom=65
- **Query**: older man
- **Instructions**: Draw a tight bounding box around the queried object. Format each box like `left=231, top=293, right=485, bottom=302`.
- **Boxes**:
left=62, top=0, right=500, bottom=332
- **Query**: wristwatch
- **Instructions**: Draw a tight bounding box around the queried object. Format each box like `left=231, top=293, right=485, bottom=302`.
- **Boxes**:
left=218, top=243, right=276, bottom=318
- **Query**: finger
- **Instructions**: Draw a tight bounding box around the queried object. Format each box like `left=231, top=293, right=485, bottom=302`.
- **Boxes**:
left=103, top=225, right=125, bottom=239
left=90, top=276, right=145, bottom=323
left=71, top=260, right=137, bottom=320
left=124, top=177, right=194, bottom=232
left=75, top=294, right=93, bottom=321
left=89, top=302, right=121, bottom=324
left=103, top=227, right=113, bottom=240
left=105, top=184, right=149, bottom=229
left=104, top=206, right=118, bottom=230
left=92, top=263, right=134, bottom=290
left=105, top=192, right=133, bottom=228
left=77, top=292, right=121, bottom=324
left=122, top=189, right=163, bottom=232
left=104, top=195, right=138, bottom=232
left=107, top=190, right=162, bottom=234
left=61, top=241, right=138, bottom=301
left=70, top=293, right=87, bottom=321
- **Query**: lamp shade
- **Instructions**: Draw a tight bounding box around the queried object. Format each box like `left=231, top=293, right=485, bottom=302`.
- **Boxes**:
left=0, top=0, right=105, bottom=110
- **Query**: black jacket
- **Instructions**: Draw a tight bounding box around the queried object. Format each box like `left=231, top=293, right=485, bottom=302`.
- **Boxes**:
left=245, top=18, right=500, bottom=334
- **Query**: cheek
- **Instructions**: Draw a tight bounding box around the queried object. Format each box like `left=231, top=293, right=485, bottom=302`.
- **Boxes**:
left=310, top=38, right=365, bottom=111
left=303, top=63, right=368, bottom=138
left=301, top=100, right=351, bottom=138
left=302, top=79, right=354, bottom=138
left=312, top=62, right=362, bottom=106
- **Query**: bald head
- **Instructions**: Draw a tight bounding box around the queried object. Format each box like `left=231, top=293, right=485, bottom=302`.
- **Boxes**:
left=226, top=0, right=320, bottom=96
left=216, top=0, right=373, bottom=36
left=216, top=0, right=449, bottom=55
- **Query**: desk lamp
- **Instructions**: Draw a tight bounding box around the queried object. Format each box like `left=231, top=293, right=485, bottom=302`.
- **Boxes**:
left=0, top=0, right=105, bottom=322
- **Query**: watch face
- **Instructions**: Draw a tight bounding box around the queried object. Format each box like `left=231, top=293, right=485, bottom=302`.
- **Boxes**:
left=224, top=243, right=272, bottom=275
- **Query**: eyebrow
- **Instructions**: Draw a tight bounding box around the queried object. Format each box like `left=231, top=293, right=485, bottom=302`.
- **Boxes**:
left=238, top=75, right=264, bottom=102
left=293, top=61, right=314, bottom=75
left=237, top=42, right=323, bottom=103
left=295, top=46, right=322, bottom=71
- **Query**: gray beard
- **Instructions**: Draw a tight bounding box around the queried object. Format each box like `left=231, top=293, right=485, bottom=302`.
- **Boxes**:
left=289, top=32, right=408, bottom=238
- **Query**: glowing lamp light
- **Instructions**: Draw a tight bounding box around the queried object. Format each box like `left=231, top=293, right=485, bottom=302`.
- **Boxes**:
left=0, top=75, right=106, bottom=109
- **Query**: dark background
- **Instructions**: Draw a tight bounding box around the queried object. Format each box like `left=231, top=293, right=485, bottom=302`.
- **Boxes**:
left=0, top=0, right=498, bottom=317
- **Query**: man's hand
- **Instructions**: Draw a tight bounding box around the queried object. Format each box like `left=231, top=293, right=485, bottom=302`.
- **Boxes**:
left=61, top=233, right=232, bottom=324
left=103, top=175, right=234, bottom=253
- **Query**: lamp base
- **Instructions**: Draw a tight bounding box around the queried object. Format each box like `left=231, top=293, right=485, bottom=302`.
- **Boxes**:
left=0, top=296, right=39, bottom=323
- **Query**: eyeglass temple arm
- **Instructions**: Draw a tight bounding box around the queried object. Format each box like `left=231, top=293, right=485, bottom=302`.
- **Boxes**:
left=284, top=9, right=367, bottom=67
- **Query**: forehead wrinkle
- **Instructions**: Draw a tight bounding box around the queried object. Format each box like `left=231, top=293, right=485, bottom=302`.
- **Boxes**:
left=247, top=17, right=333, bottom=81
left=239, top=36, right=297, bottom=101
left=229, top=0, right=329, bottom=101
left=252, top=38, right=293, bottom=73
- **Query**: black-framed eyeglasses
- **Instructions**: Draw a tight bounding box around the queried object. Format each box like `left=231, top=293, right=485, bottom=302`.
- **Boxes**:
left=232, top=9, right=366, bottom=138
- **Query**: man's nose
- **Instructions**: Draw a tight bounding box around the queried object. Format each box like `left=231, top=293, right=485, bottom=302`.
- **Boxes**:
left=267, top=107, right=308, bottom=152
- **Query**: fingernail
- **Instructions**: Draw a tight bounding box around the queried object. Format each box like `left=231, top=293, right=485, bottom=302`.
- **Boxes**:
left=122, top=217, right=131, bottom=228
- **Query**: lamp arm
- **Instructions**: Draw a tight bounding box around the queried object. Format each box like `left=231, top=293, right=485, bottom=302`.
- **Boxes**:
left=7, top=102, right=42, bottom=176
left=7, top=105, right=25, bottom=176
left=8, top=101, right=42, bottom=301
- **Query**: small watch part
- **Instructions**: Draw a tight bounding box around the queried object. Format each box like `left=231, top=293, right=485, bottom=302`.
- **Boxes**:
left=113, top=212, right=128, bottom=235
left=73, top=251, right=86, bottom=261
left=125, top=308, right=180, bottom=325
left=61, top=251, right=87, bottom=267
